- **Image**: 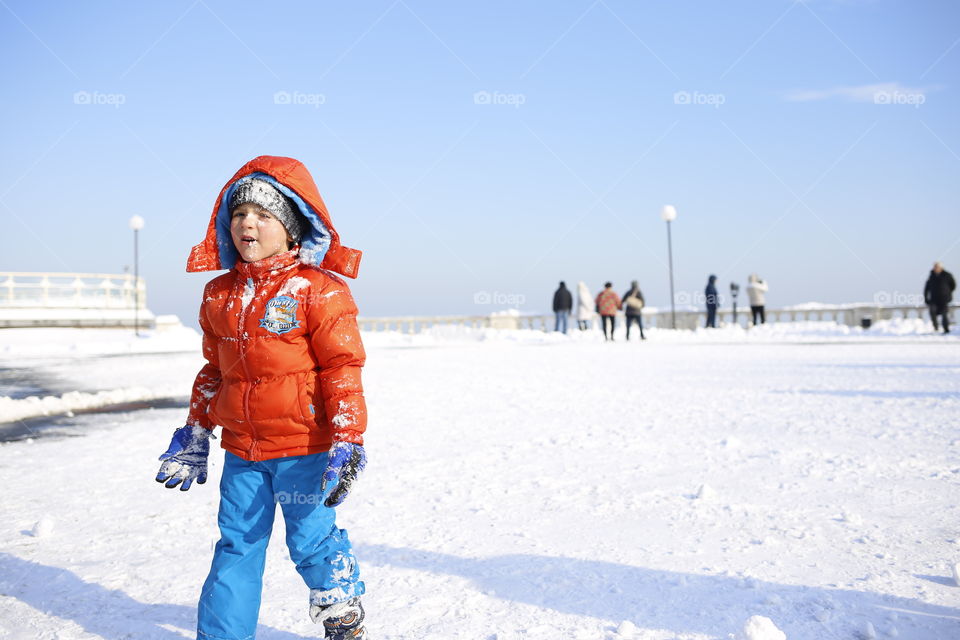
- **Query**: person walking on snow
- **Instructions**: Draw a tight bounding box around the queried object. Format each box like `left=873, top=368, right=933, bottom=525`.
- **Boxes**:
left=747, top=273, right=768, bottom=326
left=924, top=261, right=955, bottom=333
left=705, top=275, right=720, bottom=328
left=154, top=156, right=369, bottom=640
left=576, top=281, right=594, bottom=330
left=622, top=280, right=646, bottom=340
left=595, top=282, right=622, bottom=341
left=552, top=281, right=573, bottom=334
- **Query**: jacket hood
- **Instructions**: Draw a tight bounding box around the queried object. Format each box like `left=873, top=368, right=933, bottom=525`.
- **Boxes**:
left=187, top=155, right=362, bottom=278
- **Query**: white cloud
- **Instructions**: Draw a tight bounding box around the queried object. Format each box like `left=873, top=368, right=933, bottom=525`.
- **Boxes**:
left=783, top=82, right=934, bottom=103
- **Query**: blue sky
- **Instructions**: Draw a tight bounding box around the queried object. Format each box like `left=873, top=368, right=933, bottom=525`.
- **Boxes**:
left=2, top=0, right=958, bottom=325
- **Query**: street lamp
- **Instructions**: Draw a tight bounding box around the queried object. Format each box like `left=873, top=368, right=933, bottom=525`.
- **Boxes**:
left=129, top=215, right=145, bottom=336
left=660, top=205, right=677, bottom=329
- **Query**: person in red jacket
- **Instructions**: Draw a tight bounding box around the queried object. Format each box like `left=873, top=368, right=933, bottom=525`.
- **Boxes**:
left=595, top=282, right=622, bottom=341
left=154, top=156, right=369, bottom=640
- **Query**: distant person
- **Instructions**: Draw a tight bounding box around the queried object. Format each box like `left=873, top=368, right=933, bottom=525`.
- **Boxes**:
left=924, top=261, right=955, bottom=333
left=622, top=280, right=646, bottom=340
left=704, top=275, right=719, bottom=328
left=552, top=281, right=573, bottom=334
left=595, top=282, right=622, bottom=341
left=576, top=281, right=594, bottom=330
left=747, top=273, right=768, bottom=325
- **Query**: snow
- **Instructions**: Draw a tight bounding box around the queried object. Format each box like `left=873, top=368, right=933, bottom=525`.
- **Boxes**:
left=742, top=615, right=786, bottom=640
left=0, top=326, right=202, bottom=424
left=240, top=277, right=256, bottom=312
left=1, top=323, right=959, bottom=639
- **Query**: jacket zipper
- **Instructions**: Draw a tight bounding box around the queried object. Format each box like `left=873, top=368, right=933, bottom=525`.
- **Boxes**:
left=237, top=276, right=261, bottom=459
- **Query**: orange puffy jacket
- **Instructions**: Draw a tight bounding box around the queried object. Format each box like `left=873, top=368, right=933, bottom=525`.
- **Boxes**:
left=185, top=156, right=366, bottom=462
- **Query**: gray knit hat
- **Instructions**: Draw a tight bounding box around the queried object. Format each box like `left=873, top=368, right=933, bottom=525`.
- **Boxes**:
left=230, top=177, right=306, bottom=242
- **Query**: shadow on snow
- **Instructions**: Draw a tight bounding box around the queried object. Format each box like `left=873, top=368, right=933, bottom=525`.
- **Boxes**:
left=357, top=544, right=960, bottom=638
left=0, top=552, right=311, bottom=640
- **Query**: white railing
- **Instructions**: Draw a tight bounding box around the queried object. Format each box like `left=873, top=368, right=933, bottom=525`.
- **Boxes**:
left=0, top=272, right=153, bottom=329
left=358, top=304, right=958, bottom=334
left=0, top=272, right=146, bottom=309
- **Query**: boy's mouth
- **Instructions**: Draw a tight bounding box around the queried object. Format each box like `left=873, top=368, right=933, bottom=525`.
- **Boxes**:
left=241, top=235, right=257, bottom=244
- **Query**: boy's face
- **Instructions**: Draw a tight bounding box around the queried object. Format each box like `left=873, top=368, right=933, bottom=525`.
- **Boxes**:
left=230, top=203, right=293, bottom=262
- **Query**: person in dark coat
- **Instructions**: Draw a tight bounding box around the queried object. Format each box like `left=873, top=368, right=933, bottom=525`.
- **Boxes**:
left=622, top=280, right=646, bottom=340
left=552, top=281, right=573, bottom=334
left=924, top=261, right=956, bottom=333
left=704, top=274, right=719, bottom=328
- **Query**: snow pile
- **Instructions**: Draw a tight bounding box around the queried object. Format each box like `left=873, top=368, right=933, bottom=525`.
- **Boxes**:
left=0, top=326, right=203, bottom=424
left=742, top=615, right=786, bottom=640
left=29, top=515, right=54, bottom=538
left=0, top=384, right=190, bottom=423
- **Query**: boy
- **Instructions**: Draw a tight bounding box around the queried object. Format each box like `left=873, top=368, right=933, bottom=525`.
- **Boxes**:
left=155, top=155, right=368, bottom=640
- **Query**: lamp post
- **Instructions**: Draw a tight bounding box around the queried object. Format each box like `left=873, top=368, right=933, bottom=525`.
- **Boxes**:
left=660, top=205, right=677, bottom=329
left=129, top=215, right=145, bottom=336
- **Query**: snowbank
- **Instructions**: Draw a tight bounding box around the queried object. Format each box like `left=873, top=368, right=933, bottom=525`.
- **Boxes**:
left=0, top=324, right=202, bottom=424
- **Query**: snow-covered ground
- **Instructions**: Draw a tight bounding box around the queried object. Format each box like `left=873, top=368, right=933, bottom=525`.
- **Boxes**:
left=1, top=323, right=958, bottom=639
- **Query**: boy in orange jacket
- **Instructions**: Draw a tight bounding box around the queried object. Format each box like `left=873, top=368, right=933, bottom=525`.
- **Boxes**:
left=155, top=156, right=368, bottom=640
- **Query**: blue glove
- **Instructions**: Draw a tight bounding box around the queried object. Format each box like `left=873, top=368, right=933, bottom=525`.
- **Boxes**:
left=155, top=425, right=213, bottom=491
left=320, top=442, right=366, bottom=507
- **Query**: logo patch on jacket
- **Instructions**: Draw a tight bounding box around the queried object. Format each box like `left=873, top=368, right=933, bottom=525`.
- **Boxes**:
left=259, top=296, right=300, bottom=334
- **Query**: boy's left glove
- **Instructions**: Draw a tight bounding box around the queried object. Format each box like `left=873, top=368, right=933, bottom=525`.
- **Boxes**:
left=155, top=425, right=213, bottom=491
left=320, top=442, right=366, bottom=507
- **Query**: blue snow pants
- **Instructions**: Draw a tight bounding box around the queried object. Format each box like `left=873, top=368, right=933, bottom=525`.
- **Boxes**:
left=197, top=451, right=364, bottom=640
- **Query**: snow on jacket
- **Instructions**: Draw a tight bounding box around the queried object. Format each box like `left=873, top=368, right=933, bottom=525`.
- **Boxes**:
left=595, top=288, right=622, bottom=316
left=746, top=274, right=768, bottom=306
left=924, top=269, right=956, bottom=305
left=185, top=155, right=366, bottom=462
left=576, top=281, right=594, bottom=322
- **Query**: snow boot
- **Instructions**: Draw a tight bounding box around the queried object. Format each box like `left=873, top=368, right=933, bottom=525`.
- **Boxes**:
left=311, top=596, right=366, bottom=639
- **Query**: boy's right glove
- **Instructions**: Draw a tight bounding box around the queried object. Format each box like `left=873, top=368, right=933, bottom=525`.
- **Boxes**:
left=155, top=425, right=213, bottom=491
left=320, top=442, right=366, bottom=507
